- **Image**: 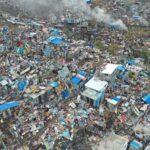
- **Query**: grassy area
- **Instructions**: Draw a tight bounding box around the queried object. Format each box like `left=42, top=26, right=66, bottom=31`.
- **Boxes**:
left=124, top=27, right=150, bottom=39
left=108, top=43, right=121, bottom=56
left=94, top=39, right=105, bottom=49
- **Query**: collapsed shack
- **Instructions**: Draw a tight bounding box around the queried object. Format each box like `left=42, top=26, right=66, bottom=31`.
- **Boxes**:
left=0, top=0, right=150, bottom=149
left=53, top=128, right=92, bottom=150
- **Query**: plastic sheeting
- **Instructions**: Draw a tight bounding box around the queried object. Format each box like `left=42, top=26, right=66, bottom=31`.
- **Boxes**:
left=18, top=80, right=28, bottom=91
left=62, top=89, right=69, bottom=99
left=117, top=65, right=126, bottom=71
left=127, top=60, right=137, bottom=65
left=112, top=96, right=122, bottom=102
left=71, top=72, right=86, bottom=85
left=143, top=94, right=150, bottom=104
left=16, top=47, right=24, bottom=56
left=48, top=37, right=63, bottom=45
left=50, top=81, right=59, bottom=88
left=0, top=101, right=19, bottom=111
left=130, top=140, right=143, bottom=149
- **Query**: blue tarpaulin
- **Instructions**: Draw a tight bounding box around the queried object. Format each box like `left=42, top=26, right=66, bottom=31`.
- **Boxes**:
left=143, top=94, right=150, bottom=104
left=62, top=89, right=69, bottom=99
left=94, top=92, right=103, bottom=108
left=117, top=74, right=124, bottom=79
left=2, top=26, right=9, bottom=33
left=128, top=60, right=137, bottom=65
left=77, top=71, right=87, bottom=76
left=117, top=65, right=126, bottom=71
left=112, top=97, right=121, bottom=102
left=50, top=81, right=59, bottom=88
left=71, top=77, right=81, bottom=85
left=48, top=37, right=63, bottom=45
left=130, top=141, right=142, bottom=149
left=0, top=101, right=19, bottom=111
left=71, top=72, right=86, bottom=85
left=59, top=130, right=71, bottom=139
left=16, top=47, right=24, bottom=56
left=18, top=80, right=28, bottom=91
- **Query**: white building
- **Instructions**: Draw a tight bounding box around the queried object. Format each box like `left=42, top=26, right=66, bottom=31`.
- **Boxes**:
left=81, top=77, right=108, bottom=108
left=100, top=63, right=120, bottom=84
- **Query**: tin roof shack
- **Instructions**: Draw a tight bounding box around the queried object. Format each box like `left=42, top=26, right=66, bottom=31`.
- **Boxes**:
left=25, top=85, right=53, bottom=105
left=100, top=63, right=120, bottom=85
left=81, top=77, right=108, bottom=108
left=129, top=140, right=143, bottom=150
left=97, top=134, right=129, bottom=150
left=106, top=96, right=122, bottom=112
left=0, top=101, right=19, bottom=118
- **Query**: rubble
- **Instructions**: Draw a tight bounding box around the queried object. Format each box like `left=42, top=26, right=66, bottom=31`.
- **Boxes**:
left=0, top=0, right=150, bottom=150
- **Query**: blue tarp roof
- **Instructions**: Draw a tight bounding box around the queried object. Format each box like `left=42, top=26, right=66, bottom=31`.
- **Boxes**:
left=62, top=89, right=69, bottom=98
left=18, top=80, right=28, bottom=91
left=0, top=101, right=19, bottom=111
left=143, top=94, right=150, bottom=104
left=128, top=60, right=137, bottom=65
left=71, top=72, right=86, bottom=85
left=77, top=71, right=87, bottom=76
left=2, top=26, right=9, bottom=33
left=50, top=81, right=59, bottom=88
left=112, top=97, right=121, bottom=102
left=130, top=141, right=142, bottom=149
left=71, top=77, right=81, bottom=85
left=48, top=37, right=63, bottom=45
left=117, top=65, right=126, bottom=71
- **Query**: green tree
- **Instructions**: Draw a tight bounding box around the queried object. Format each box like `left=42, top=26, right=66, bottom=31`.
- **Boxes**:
left=108, top=43, right=120, bottom=56
left=143, top=51, right=150, bottom=70
left=94, top=40, right=105, bottom=49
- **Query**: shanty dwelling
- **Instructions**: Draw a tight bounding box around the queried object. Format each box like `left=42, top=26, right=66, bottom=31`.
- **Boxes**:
left=70, top=71, right=89, bottom=91
left=106, top=96, right=122, bottom=112
left=24, top=82, right=58, bottom=106
left=0, top=101, right=19, bottom=118
left=81, top=77, right=108, bottom=108
left=100, top=63, right=120, bottom=85
left=129, top=140, right=143, bottom=150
